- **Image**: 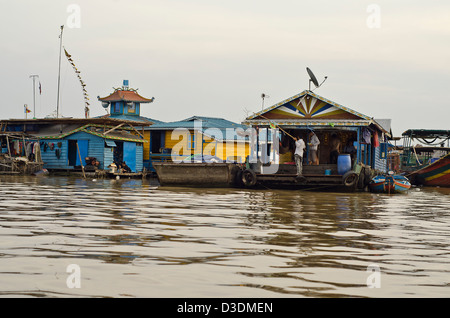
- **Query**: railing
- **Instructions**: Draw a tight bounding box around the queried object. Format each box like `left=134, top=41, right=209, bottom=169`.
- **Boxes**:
left=147, top=153, right=172, bottom=172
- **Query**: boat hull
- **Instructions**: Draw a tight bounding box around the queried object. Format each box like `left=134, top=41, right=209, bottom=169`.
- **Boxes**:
left=369, top=175, right=411, bottom=193
left=153, top=162, right=240, bottom=187
left=408, top=153, right=450, bottom=187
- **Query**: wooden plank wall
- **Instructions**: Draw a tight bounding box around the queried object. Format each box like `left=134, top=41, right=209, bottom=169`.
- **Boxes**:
left=40, top=139, right=69, bottom=169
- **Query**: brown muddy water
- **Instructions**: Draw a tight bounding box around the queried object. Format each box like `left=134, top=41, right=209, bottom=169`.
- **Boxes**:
left=0, top=175, right=449, bottom=298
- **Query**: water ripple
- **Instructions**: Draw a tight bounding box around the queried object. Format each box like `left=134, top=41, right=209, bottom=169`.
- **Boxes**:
left=0, top=175, right=449, bottom=297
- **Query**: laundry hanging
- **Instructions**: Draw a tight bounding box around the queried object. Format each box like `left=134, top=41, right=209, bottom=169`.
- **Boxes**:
left=361, top=128, right=371, bottom=144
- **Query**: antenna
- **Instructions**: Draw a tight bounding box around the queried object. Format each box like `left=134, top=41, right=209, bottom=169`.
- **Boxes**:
left=261, top=93, right=270, bottom=111
left=306, top=67, right=327, bottom=91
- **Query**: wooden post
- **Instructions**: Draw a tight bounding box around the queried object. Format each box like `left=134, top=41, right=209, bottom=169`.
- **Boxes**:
left=23, top=136, right=28, bottom=159
left=6, top=135, right=11, bottom=157
left=5, top=135, right=14, bottom=172
left=76, top=142, right=86, bottom=179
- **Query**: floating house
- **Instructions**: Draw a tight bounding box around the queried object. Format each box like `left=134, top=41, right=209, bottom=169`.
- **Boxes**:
left=146, top=116, right=250, bottom=171
left=241, top=90, right=392, bottom=190
left=98, top=80, right=164, bottom=170
left=0, top=118, right=148, bottom=175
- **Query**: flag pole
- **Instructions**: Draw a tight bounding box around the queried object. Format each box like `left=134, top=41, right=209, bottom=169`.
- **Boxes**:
left=30, top=74, right=39, bottom=119
left=56, top=25, right=64, bottom=118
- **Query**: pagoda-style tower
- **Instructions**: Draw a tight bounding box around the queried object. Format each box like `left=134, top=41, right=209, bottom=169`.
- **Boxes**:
left=98, top=80, right=154, bottom=120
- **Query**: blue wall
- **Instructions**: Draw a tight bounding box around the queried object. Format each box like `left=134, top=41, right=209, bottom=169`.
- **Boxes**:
left=136, top=143, right=143, bottom=172
left=40, top=131, right=144, bottom=172
left=110, top=102, right=140, bottom=116
left=40, top=139, right=69, bottom=169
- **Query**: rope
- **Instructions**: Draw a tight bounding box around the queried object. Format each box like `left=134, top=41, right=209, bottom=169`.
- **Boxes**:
left=255, top=113, right=296, bottom=140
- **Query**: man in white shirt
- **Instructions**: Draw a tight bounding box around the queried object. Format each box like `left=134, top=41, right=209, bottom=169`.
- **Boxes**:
left=308, top=131, right=320, bottom=165
left=294, top=136, right=306, bottom=175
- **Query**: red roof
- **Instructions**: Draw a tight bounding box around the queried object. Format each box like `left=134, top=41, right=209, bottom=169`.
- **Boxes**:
left=98, top=89, right=154, bottom=103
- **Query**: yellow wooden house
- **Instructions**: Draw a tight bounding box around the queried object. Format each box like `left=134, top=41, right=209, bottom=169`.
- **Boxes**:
left=145, top=116, right=250, bottom=170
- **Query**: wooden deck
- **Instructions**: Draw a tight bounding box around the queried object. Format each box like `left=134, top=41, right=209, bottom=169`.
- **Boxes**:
left=256, top=164, right=344, bottom=186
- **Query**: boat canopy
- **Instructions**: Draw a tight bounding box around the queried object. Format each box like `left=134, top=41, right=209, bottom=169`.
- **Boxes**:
left=402, top=129, right=450, bottom=138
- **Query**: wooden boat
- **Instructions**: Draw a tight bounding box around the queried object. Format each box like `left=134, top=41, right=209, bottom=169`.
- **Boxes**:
left=400, top=129, right=450, bottom=187
left=406, top=153, right=450, bottom=187
left=369, top=173, right=411, bottom=193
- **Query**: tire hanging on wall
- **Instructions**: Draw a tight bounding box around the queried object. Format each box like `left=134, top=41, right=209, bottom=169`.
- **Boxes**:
left=241, top=169, right=257, bottom=187
left=358, top=167, right=365, bottom=189
left=343, top=171, right=358, bottom=188
left=364, top=166, right=372, bottom=186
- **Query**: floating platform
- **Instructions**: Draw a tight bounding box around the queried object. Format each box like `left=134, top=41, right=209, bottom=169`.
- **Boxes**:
left=238, top=163, right=369, bottom=191
left=153, top=162, right=240, bottom=187
left=154, top=162, right=373, bottom=191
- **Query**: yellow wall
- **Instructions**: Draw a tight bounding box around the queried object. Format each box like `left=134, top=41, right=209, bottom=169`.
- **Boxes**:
left=162, top=129, right=249, bottom=162
left=143, top=130, right=151, bottom=160
left=215, top=142, right=249, bottom=162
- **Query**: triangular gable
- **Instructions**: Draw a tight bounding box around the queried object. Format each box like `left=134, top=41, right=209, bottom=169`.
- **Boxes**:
left=247, top=90, right=371, bottom=121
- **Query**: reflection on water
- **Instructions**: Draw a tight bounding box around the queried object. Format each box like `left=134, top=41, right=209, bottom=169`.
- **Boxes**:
left=0, top=175, right=449, bottom=297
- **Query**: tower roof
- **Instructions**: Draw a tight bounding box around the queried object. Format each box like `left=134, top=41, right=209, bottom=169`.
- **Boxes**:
left=98, top=89, right=154, bottom=103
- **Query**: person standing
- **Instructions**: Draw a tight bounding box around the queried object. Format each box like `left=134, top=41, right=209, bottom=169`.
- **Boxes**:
left=308, top=130, right=320, bottom=165
left=294, top=136, right=306, bottom=175
left=329, top=133, right=341, bottom=164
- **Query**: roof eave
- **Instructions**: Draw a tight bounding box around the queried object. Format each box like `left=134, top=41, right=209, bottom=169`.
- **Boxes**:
left=246, top=90, right=372, bottom=122
left=242, top=119, right=371, bottom=127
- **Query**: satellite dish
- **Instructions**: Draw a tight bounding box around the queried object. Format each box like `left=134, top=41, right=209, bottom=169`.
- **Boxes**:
left=307, top=67, right=319, bottom=88
left=306, top=67, right=327, bottom=91
left=102, top=102, right=109, bottom=109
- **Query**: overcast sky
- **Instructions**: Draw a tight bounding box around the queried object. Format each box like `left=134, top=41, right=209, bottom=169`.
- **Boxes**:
left=1, top=0, right=449, bottom=136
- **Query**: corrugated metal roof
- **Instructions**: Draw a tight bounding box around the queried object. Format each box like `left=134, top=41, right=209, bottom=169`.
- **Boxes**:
left=146, top=116, right=249, bottom=142
left=2, top=117, right=150, bottom=126
left=104, top=114, right=163, bottom=124
left=374, top=118, right=392, bottom=135
left=147, top=116, right=247, bottom=130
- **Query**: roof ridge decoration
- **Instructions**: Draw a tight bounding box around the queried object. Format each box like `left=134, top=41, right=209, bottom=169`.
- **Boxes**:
left=246, top=90, right=372, bottom=122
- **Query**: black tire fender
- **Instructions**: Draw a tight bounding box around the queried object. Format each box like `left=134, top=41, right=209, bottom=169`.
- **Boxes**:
left=363, top=167, right=371, bottom=185
left=241, top=169, right=257, bottom=187
left=343, top=171, right=358, bottom=187
left=357, top=167, right=365, bottom=189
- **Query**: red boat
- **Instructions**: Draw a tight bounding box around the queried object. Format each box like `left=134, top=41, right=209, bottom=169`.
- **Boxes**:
left=401, top=129, right=450, bottom=187
left=407, top=153, right=450, bottom=187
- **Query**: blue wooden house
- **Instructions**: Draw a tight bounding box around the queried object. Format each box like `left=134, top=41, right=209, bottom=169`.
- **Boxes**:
left=0, top=118, right=148, bottom=173
left=98, top=80, right=164, bottom=169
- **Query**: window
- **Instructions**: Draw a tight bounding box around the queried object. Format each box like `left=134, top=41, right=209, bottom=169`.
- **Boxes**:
left=113, top=102, right=121, bottom=113
left=127, top=102, right=136, bottom=114
left=380, top=142, right=388, bottom=159
left=188, top=133, right=196, bottom=150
